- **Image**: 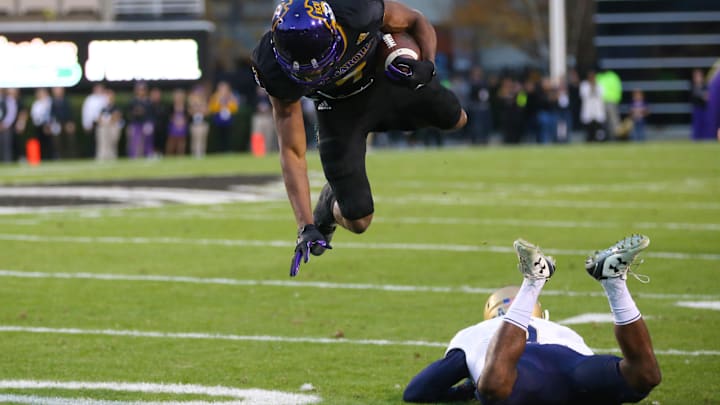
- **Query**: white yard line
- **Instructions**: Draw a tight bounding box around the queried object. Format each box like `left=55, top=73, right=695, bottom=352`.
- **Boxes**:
left=0, top=325, right=716, bottom=357
left=0, top=380, right=320, bottom=405
left=0, top=397, right=233, bottom=405
left=0, top=187, right=277, bottom=204
left=383, top=216, right=720, bottom=231
left=377, top=196, right=720, bottom=210
left=1, top=269, right=718, bottom=301
left=0, top=325, right=446, bottom=348
left=61, top=211, right=720, bottom=232
left=389, top=179, right=720, bottom=194
left=1, top=233, right=718, bottom=261
left=675, top=301, right=720, bottom=310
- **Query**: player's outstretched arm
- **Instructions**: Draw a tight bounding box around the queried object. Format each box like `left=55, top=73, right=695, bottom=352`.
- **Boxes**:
left=270, top=96, right=331, bottom=276
left=270, top=96, right=313, bottom=228
left=403, top=350, right=475, bottom=403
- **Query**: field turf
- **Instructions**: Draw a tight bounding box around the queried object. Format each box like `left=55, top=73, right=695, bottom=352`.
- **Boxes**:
left=0, top=141, right=718, bottom=404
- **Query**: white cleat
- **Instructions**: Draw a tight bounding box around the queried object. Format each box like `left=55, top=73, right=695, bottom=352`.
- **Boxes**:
left=514, top=239, right=556, bottom=281
left=585, top=234, right=650, bottom=280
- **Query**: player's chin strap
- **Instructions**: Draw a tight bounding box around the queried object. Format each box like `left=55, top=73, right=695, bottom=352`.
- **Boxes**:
left=628, top=259, right=651, bottom=284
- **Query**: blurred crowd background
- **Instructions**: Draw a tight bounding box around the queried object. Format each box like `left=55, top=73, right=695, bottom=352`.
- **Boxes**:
left=0, top=0, right=718, bottom=163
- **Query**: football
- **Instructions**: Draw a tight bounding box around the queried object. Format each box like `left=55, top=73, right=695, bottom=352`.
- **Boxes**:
left=378, top=32, right=422, bottom=73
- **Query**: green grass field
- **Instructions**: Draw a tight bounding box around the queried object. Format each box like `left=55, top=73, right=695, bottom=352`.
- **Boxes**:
left=0, top=141, right=719, bottom=404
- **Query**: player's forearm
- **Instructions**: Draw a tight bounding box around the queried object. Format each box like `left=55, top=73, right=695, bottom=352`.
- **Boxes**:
left=407, top=12, right=436, bottom=63
left=279, top=148, right=314, bottom=227
left=272, top=97, right=314, bottom=228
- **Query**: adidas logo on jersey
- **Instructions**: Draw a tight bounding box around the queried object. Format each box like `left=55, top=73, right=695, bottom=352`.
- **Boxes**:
left=317, top=101, right=332, bottom=111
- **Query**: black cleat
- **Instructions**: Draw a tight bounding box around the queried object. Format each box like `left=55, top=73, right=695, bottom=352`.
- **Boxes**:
left=311, top=183, right=337, bottom=255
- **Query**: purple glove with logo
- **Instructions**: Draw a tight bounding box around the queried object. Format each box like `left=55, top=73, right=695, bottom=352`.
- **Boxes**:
left=290, top=224, right=332, bottom=277
left=386, top=58, right=436, bottom=90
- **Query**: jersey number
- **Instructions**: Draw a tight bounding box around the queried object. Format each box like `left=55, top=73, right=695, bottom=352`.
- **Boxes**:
left=335, top=61, right=367, bottom=86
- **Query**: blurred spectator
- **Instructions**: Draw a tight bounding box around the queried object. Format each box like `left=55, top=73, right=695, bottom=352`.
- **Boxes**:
left=50, top=87, right=78, bottom=159
left=8, top=89, right=27, bottom=161
left=567, top=68, right=582, bottom=131
left=468, top=66, right=492, bottom=145
left=706, top=60, right=720, bottom=141
left=150, top=86, right=169, bottom=156
left=0, top=90, right=26, bottom=162
left=126, top=82, right=154, bottom=158
left=556, top=78, right=572, bottom=143
left=252, top=87, right=276, bottom=152
left=95, top=89, right=123, bottom=161
left=596, top=69, right=622, bottom=139
left=630, top=88, right=649, bottom=142
left=416, top=127, right=444, bottom=148
left=488, top=73, right=502, bottom=134
left=30, top=88, right=56, bottom=160
left=208, top=81, right=239, bottom=153
left=498, top=76, right=525, bottom=144
left=0, top=89, right=16, bottom=163
left=449, top=72, right=471, bottom=142
left=81, top=83, right=108, bottom=158
left=523, top=75, right=540, bottom=143
left=536, top=77, right=558, bottom=144
left=690, top=68, right=709, bottom=140
left=165, top=89, right=189, bottom=156
left=188, top=84, right=210, bottom=158
left=579, top=70, right=607, bottom=142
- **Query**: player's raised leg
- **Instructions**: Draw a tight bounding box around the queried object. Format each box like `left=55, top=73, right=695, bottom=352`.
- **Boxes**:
left=477, top=239, right=556, bottom=401
left=585, top=234, right=662, bottom=393
left=313, top=132, right=375, bottom=243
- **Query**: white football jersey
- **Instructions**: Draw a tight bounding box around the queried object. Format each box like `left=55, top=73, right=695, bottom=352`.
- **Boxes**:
left=446, top=317, right=594, bottom=383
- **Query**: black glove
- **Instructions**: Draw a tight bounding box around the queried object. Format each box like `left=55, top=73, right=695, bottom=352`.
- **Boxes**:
left=289, top=224, right=332, bottom=277
left=386, top=57, right=436, bottom=90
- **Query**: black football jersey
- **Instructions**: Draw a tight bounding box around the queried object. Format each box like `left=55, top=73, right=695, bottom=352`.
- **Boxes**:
left=251, top=0, right=385, bottom=101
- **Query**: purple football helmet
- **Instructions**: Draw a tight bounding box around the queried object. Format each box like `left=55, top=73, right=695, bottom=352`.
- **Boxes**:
left=271, top=0, right=343, bottom=86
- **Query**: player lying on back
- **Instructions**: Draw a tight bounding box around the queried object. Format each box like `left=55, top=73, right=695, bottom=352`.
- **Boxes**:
left=251, top=0, right=467, bottom=276
left=403, top=234, right=661, bottom=404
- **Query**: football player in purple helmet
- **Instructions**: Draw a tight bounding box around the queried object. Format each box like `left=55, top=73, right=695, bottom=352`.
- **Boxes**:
left=251, top=0, right=468, bottom=277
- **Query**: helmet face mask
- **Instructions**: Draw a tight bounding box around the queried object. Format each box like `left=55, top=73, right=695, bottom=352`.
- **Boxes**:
left=271, top=0, right=342, bottom=86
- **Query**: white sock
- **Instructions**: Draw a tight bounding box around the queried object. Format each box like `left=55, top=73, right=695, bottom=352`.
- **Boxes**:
left=503, top=278, right=545, bottom=331
left=601, top=277, right=641, bottom=325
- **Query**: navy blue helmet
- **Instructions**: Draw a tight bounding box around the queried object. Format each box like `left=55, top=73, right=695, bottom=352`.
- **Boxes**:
left=271, top=0, right=343, bottom=85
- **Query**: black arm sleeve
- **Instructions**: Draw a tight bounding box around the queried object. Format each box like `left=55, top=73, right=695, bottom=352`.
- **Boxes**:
left=403, top=349, right=475, bottom=403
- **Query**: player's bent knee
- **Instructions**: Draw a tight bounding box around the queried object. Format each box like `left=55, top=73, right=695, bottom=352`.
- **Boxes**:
left=345, top=215, right=373, bottom=234
left=452, top=109, right=468, bottom=130
left=336, top=196, right=374, bottom=232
